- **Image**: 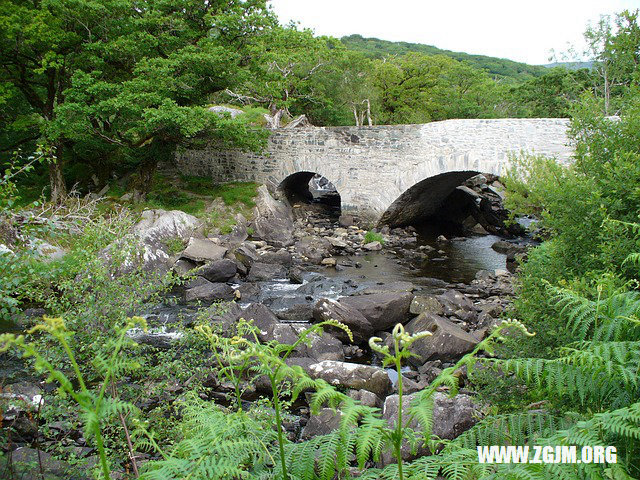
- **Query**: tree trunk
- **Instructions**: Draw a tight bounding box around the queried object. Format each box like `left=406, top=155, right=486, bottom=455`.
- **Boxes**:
left=132, top=158, right=158, bottom=203
left=365, top=99, right=373, bottom=126
left=353, top=105, right=360, bottom=126
left=48, top=154, right=66, bottom=204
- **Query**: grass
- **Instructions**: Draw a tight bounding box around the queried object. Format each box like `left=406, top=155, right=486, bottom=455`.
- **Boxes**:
left=364, top=230, right=385, bottom=244
left=164, top=236, right=187, bottom=255
left=136, top=174, right=260, bottom=236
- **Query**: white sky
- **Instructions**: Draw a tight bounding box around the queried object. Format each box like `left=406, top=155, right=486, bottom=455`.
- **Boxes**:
left=268, top=0, right=640, bottom=65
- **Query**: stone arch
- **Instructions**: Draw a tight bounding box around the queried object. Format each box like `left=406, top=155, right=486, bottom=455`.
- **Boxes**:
left=277, top=170, right=342, bottom=213
left=379, top=171, right=482, bottom=227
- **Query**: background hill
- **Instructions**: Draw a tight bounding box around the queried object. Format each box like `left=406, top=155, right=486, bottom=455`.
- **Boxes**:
left=341, top=34, right=550, bottom=82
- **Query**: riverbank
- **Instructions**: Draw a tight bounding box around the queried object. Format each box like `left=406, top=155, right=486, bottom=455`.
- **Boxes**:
left=1, top=177, right=533, bottom=478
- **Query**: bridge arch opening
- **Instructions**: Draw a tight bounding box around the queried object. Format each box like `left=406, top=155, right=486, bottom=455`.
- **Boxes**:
left=379, top=171, right=508, bottom=235
left=278, top=171, right=341, bottom=216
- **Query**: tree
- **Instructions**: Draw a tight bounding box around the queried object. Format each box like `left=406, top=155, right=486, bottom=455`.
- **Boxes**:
left=584, top=9, right=640, bottom=114
left=224, top=25, right=340, bottom=128
left=0, top=0, right=273, bottom=200
left=371, top=53, right=499, bottom=124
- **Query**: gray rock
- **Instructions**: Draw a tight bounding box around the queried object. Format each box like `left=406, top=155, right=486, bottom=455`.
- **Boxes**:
left=112, top=209, right=200, bottom=273
left=348, top=389, right=382, bottom=408
left=295, top=235, right=332, bottom=264
left=405, top=314, right=479, bottom=366
left=381, top=392, right=479, bottom=463
left=247, top=261, right=288, bottom=281
left=301, top=408, right=341, bottom=440
left=173, top=258, right=197, bottom=276
left=199, top=259, right=237, bottom=282
left=240, top=303, right=279, bottom=342
left=233, top=242, right=259, bottom=268
left=276, top=303, right=314, bottom=321
left=289, top=266, right=305, bottom=284
left=357, top=281, right=416, bottom=295
left=209, top=105, right=244, bottom=118
left=253, top=186, right=295, bottom=247
left=437, top=290, right=477, bottom=316
left=304, top=332, right=345, bottom=362
left=184, top=281, right=235, bottom=303
left=327, top=236, right=348, bottom=248
left=363, top=241, right=382, bottom=251
left=313, top=298, right=373, bottom=344
left=181, top=238, right=227, bottom=263
left=410, top=295, right=445, bottom=315
left=31, top=239, right=66, bottom=263
left=340, top=292, right=413, bottom=331
left=258, top=248, right=293, bottom=266
left=338, top=214, right=355, bottom=227
left=308, top=360, right=390, bottom=397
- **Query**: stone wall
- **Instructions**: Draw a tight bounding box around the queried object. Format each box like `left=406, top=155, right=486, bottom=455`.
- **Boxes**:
left=175, top=118, right=573, bottom=222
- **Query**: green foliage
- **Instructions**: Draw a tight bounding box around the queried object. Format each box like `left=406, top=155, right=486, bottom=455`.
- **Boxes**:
left=371, top=53, right=501, bottom=124
left=0, top=315, right=145, bottom=479
left=364, top=230, right=385, bottom=244
left=138, top=396, right=278, bottom=480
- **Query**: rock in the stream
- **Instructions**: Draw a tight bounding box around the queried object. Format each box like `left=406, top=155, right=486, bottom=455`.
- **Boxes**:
left=363, top=241, right=382, bottom=251
left=308, top=360, right=390, bottom=397
left=199, top=258, right=237, bottom=282
left=247, top=261, right=288, bottom=281
left=252, top=186, right=295, bottom=247
left=258, top=249, right=293, bottom=266
left=173, top=258, right=197, bottom=276
left=313, top=298, right=373, bottom=344
left=184, top=280, right=235, bottom=303
left=276, top=303, right=314, bottom=321
left=381, top=392, right=479, bottom=463
left=181, top=237, right=227, bottom=263
left=294, top=236, right=332, bottom=264
left=340, top=292, right=413, bottom=331
left=437, top=290, right=478, bottom=317
left=240, top=303, right=279, bottom=341
left=303, top=331, right=345, bottom=362
left=405, top=313, right=479, bottom=366
left=233, top=242, right=259, bottom=268
left=410, top=295, right=445, bottom=315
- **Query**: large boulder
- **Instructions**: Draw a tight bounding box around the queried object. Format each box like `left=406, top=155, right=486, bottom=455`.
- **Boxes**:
left=252, top=186, right=295, bottom=247
left=313, top=298, right=373, bottom=344
left=258, top=249, right=293, bottom=266
left=233, top=242, right=260, bottom=268
left=294, top=236, right=332, bottom=264
left=199, top=258, right=237, bottom=282
left=246, top=261, right=288, bottom=282
left=240, top=303, right=279, bottom=342
left=308, top=360, right=390, bottom=397
left=181, top=237, right=227, bottom=263
left=184, top=280, right=235, bottom=303
left=340, top=292, right=413, bottom=331
left=381, top=392, right=479, bottom=463
left=405, top=314, right=479, bottom=366
left=301, top=408, right=341, bottom=440
left=115, top=209, right=200, bottom=273
left=436, top=290, right=477, bottom=317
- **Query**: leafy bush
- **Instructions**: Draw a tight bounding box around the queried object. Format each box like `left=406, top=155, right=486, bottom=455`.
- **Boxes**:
left=364, top=230, right=385, bottom=244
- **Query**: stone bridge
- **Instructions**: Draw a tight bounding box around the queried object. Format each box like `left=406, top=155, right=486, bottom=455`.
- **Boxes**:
left=175, top=118, right=573, bottom=226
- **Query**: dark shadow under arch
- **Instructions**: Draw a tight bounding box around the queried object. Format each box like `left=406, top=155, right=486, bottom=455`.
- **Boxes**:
left=278, top=171, right=341, bottom=213
left=379, top=171, right=481, bottom=227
